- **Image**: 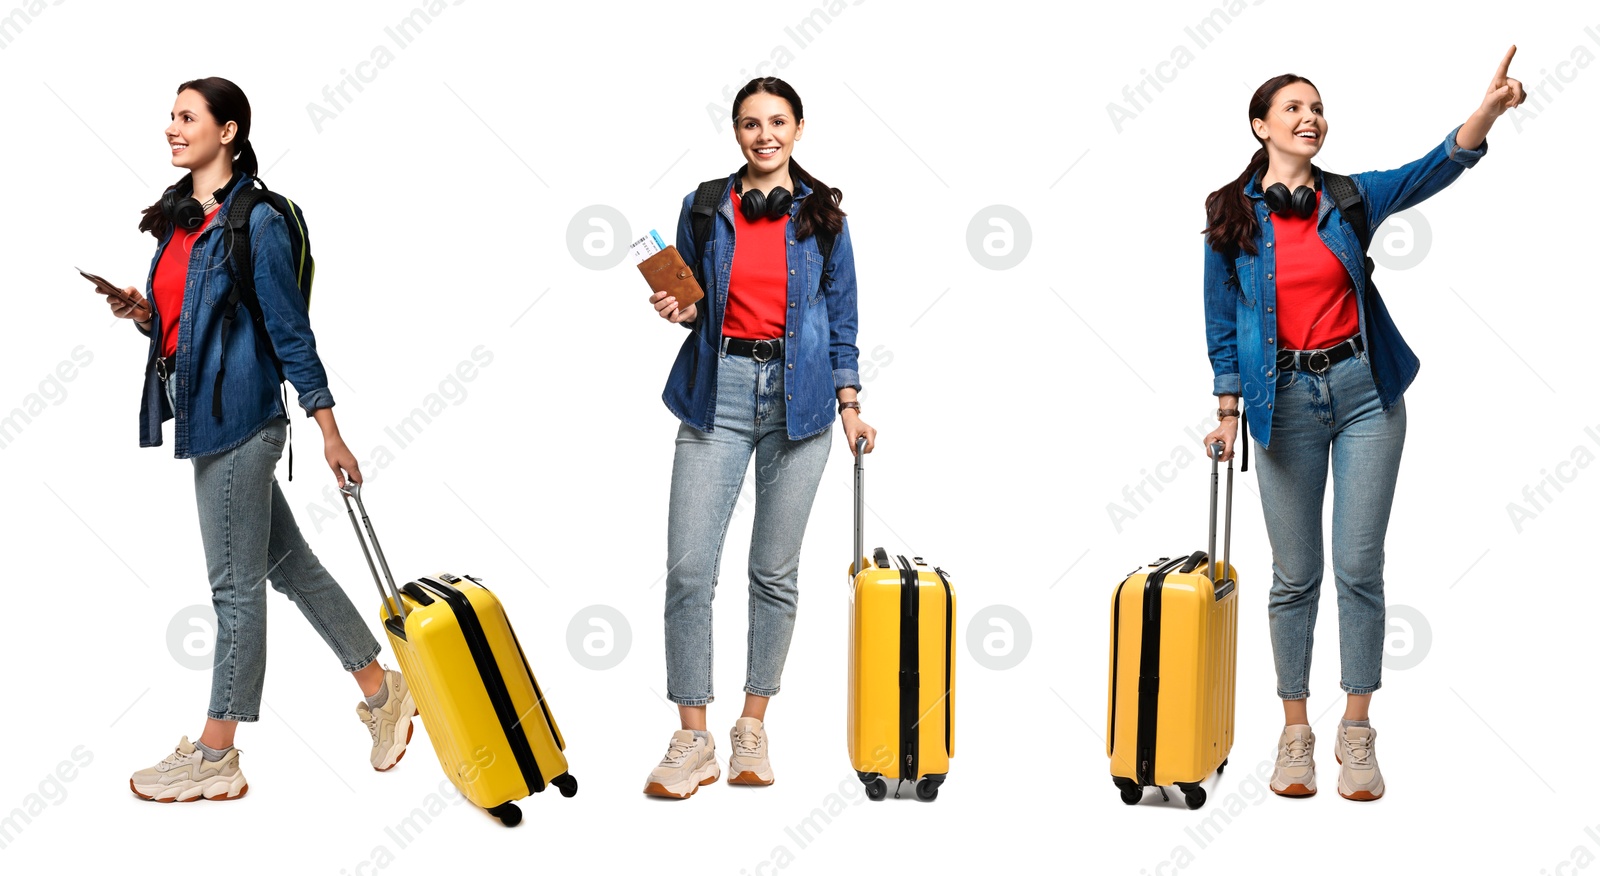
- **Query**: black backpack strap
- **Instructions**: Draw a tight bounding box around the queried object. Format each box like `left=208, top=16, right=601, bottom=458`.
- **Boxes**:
left=689, top=178, right=726, bottom=288
left=1323, top=173, right=1372, bottom=268
left=214, top=186, right=265, bottom=421
left=685, top=178, right=726, bottom=393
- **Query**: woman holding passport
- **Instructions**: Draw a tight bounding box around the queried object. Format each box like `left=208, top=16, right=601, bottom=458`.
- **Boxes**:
left=644, top=77, right=874, bottom=798
left=101, top=77, right=416, bottom=802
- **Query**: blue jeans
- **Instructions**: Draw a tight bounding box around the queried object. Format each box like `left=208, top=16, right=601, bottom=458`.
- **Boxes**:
left=1252, top=351, right=1405, bottom=700
left=180, top=378, right=380, bottom=722
left=663, top=344, right=832, bottom=705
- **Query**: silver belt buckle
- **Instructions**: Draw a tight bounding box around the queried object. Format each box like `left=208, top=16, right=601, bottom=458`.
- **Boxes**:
left=1306, top=349, right=1331, bottom=374
left=751, top=339, right=775, bottom=362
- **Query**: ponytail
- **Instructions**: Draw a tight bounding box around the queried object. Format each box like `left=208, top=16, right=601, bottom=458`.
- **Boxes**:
left=236, top=138, right=259, bottom=179
left=1203, top=146, right=1268, bottom=258
left=788, top=158, right=844, bottom=243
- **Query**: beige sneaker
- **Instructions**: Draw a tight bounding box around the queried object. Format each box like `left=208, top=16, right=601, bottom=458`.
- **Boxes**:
left=357, top=668, right=416, bottom=771
left=130, top=736, right=248, bottom=802
left=1336, top=723, right=1385, bottom=801
left=1271, top=724, right=1317, bottom=797
left=643, top=730, right=720, bottom=799
left=727, top=717, right=774, bottom=786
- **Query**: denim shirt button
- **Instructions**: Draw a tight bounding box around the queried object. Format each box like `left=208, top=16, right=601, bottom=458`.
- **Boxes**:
left=787, top=363, right=793, bottom=369
left=1267, top=273, right=1273, bottom=280
left=1268, top=337, right=1275, bottom=345
left=787, top=394, right=792, bottom=400
left=789, top=269, right=796, bottom=275
left=789, top=301, right=795, bottom=307
left=788, top=331, right=794, bottom=338
left=1267, top=242, right=1273, bottom=248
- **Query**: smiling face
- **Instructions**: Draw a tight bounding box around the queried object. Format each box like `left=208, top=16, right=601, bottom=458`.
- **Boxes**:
left=733, top=91, right=803, bottom=178
left=165, top=89, right=234, bottom=169
left=1251, top=81, right=1326, bottom=158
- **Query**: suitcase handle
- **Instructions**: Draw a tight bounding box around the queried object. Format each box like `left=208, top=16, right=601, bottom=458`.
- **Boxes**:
left=1205, top=441, right=1234, bottom=587
left=852, top=435, right=868, bottom=579
left=339, top=483, right=409, bottom=623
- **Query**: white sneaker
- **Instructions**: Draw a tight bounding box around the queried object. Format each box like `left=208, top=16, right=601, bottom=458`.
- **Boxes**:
left=129, top=736, right=248, bottom=802
left=356, top=668, right=416, bottom=771
left=727, top=717, right=774, bottom=786
left=1270, top=724, right=1317, bottom=797
left=1336, top=723, right=1385, bottom=801
left=643, top=730, right=720, bottom=799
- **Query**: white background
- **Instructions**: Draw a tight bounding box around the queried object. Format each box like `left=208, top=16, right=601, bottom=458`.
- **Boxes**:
left=2, top=1, right=1596, bottom=873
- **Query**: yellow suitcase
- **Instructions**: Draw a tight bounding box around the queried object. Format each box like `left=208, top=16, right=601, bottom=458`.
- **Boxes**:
left=1107, top=443, right=1238, bottom=809
left=846, top=438, right=955, bottom=801
left=342, top=485, right=575, bottom=826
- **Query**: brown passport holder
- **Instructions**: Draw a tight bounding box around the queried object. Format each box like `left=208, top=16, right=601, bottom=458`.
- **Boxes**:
left=636, top=245, right=704, bottom=310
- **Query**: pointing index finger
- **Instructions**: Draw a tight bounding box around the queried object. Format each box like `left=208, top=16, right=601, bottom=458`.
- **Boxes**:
left=1494, top=45, right=1517, bottom=82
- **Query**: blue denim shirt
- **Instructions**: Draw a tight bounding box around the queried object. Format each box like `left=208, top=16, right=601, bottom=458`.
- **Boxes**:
left=137, top=176, right=334, bottom=457
left=1203, top=125, right=1488, bottom=447
left=661, top=173, right=861, bottom=441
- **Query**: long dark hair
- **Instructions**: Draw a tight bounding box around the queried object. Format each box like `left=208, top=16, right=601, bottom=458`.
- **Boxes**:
left=1203, top=73, right=1317, bottom=258
left=730, top=77, right=845, bottom=243
left=139, top=77, right=259, bottom=238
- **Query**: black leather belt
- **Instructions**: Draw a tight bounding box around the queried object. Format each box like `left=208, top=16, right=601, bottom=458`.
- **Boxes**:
left=1277, top=335, right=1363, bottom=375
left=155, top=355, right=176, bottom=381
left=724, top=337, right=783, bottom=362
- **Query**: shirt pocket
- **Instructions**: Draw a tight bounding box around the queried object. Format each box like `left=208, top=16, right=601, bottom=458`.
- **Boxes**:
left=1231, top=255, right=1257, bottom=307
left=804, top=250, right=826, bottom=304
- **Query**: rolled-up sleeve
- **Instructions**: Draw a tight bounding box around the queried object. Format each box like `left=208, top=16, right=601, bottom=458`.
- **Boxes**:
left=250, top=205, right=333, bottom=414
left=1203, top=240, right=1240, bottom=397
left=823, top=218, right=861, bottom=391
left=1356, top=125, right=1487, bottom=227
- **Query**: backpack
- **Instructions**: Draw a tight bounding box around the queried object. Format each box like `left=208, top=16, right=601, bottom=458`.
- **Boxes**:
left=681, top=176, right=837, bottom=392
left=215, top=178, right=315, bottom=478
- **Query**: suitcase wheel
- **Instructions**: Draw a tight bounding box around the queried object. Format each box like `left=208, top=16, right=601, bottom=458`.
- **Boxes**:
left=914, top=777, right=942, bottom=802
left=856, top=771, right=887, bottom=802
left=1179, top=784, right=1207, bottom=810
left=487, top=802, right=522, bottom=827
left=1119, top=785, right=1142, bottom=805
left=551, top=773, right=579, bottom=798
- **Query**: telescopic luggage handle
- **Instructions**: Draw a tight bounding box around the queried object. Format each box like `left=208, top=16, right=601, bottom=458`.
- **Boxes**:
left=1205, top=441, right=1234, bottom=586
left=339, top=482, right=408, bottom=623
left=852, top=436, right=867, bottom=579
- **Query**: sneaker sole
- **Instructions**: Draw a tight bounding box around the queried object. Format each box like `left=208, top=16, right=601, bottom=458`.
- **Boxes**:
left=727, top=769, right=774, bottom=786
left=643, top=765, right=720, bottom=799
left=130, top=776, right=248, bottom=803
left=1271, top=783, right=1316, bottom=797
left=1334, top=752, right=1384, bottom=801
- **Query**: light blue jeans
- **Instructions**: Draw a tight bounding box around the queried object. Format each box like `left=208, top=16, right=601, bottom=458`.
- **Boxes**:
left=663, top=345, right=832, bottom=705
left=1252, top=351, right=1405, bottom=700
left=172, top=378, right=380, bottom=721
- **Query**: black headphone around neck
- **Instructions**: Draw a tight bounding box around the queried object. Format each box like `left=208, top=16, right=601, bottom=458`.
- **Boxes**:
left=735, top=170, right=793, bottom=222
left=160, top=173, right=241, bottom=231
left=1262, top=177, right=1319, bottom=219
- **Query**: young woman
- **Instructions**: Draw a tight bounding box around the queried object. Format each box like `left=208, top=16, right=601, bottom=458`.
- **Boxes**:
left=104, top=78, right=417, bottom=802
left=643, top=77, right=875, bottom=799
left=1200, top=50, right=1524, bottom=801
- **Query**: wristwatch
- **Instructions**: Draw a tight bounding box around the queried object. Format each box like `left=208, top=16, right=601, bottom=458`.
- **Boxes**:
left=838, top=401, right=861, bottom=415
left=1217, top=408, right=1240, bottom=420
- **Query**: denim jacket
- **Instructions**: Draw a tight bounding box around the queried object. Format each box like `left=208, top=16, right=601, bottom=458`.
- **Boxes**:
left=137, top=175, right=334, bottom=457
left=1203, top=125, right=1488, bottom=447
left=661, top=173, right=861, bottom=441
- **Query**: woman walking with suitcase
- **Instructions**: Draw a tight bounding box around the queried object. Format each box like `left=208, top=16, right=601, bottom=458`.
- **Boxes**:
left=643, top=77, right=876, bottom=798
left=1200, top=50, right=1524, bottom=801
left=103, top=77, right=417, bottom=802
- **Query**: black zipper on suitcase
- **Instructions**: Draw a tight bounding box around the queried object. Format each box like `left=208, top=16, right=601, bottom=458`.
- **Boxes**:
left=896, top=556, right=920, bottom=782
left=413, top=576, right=547, bottom=793
left=934, top=566, right=954, bottom=756
left=1134, top=556, right=1186, bottom=786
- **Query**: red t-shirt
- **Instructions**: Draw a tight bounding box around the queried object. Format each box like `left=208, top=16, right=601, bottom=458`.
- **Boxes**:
left=1271, top=191, right=1359, bottom=350
left=722, top=189, right=789, bottom=341
left=153, top=206, right=221, bottom=357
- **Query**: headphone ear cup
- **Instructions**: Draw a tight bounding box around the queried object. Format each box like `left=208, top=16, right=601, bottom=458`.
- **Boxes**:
left=1291, top=185, right=1317, bottom=218
left=1263, top=183, right=1289, bottom=216
left=765, top=186, right=793, bottom=220
left=740, top=188, right=766, bottom=223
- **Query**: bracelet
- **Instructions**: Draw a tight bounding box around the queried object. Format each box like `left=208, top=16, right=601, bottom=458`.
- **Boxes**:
left=838, top=401, right=861, bottom=415
left=1217, top=408, right=1240, bottom=420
